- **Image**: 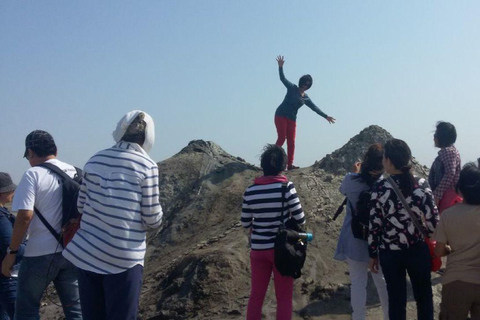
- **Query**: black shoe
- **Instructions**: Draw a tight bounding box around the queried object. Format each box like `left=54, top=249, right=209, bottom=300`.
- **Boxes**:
left=288, top=165, right=300, bottom=170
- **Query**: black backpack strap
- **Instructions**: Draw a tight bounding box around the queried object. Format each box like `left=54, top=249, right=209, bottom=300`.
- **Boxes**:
left=37, top=163, right=73, bottom=181
left=34, top=207, right=62, bottom=245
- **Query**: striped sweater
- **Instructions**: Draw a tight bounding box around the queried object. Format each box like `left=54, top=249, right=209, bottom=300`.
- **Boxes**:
left=241, top=177, right=305, bottom=250
left=62, top=141, right=163, bottom=274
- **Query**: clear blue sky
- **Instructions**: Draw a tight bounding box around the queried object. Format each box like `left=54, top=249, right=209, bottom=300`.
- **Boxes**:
left=1, top=1, right=479, bottom=182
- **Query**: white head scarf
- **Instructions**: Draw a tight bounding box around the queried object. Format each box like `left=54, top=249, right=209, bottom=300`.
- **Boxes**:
left=112, top=110, right=155, bottom=153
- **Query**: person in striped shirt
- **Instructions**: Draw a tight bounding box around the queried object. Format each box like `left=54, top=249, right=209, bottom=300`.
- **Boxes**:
left=63, top=110, right=163, bottom=320
left=241, top=144, right=305, bottom=320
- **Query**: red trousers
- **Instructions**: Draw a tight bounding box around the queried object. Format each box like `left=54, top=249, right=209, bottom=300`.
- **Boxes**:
left=274, top=116, right=296, bottom=167
left=246, top=249, right=294, bottom=320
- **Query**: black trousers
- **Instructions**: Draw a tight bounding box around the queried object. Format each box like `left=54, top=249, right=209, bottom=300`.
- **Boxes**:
left=76, top=264, right=143, bottom=320
left=379, top=242, right=434, bottom=320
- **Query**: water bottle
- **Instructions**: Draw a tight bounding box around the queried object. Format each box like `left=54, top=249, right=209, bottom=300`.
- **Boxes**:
left=286, top=230, right=314, bottom=242
left=297, top=232, right=314, bottom=242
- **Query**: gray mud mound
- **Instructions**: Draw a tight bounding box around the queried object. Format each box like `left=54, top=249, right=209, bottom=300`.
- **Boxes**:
left=315, top=125, right=429, bottom=177
left=38, top=128, right=442, bottom=319
left=138, top=131, right=441, bottom=320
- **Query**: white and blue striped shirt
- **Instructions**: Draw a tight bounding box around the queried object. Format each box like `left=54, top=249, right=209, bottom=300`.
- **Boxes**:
left=63, top=141, right=163, bottom=274
left=241, top=181, right=305, bottom=250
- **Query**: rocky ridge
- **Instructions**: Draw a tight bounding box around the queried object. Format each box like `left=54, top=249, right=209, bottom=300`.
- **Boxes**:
left=39, top=126, right=441, bottom=319
left=135, top=125, right=441, bottom=320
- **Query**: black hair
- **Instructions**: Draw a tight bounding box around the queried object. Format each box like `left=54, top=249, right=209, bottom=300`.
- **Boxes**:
left=456, top=161, right=480, bottom=205
left=122, top=113, right=146, bottom=146
left=260, top=144, right=287, bottom=176
left=357, top=143, right=384, bottom=187
left=298, top=74, right=313, bottom=89
left=384, top=139, right=415, bottom=197
left=435, top=121, right=457, bottom=148
left=30, top=145, right=57, bottom=158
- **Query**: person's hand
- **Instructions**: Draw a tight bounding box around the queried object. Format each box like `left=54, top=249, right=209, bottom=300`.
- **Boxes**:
left=351, top=161, right=362, bottom=173
left=368, top=258, right=379, bottom=274
left=326, top=116, right=336, bottom=124
left=445, top=244, right=452, bottom=255
left=276, top=55, right=285, bottom=67
left=2, top=254, right=16, bottom=277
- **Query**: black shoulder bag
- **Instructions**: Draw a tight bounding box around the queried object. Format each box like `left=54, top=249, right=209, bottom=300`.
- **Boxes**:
left=274, top=182, right=307, bottom=279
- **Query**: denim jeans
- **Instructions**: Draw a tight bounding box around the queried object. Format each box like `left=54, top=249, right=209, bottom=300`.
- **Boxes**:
left=379, top=241, right=434, bottom=320
left=15, top=253, right=82, bottom=320
left=0, top=277, right=17, bottom=319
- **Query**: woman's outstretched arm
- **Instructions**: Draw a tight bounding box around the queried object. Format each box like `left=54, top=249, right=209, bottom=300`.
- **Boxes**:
left=276, top=55, right=294, bottom=89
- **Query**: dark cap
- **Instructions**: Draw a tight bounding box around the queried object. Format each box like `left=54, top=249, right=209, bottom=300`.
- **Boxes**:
left=24, top=130, right=57, bottom=158
left=0, top=172, right=16, bottom=193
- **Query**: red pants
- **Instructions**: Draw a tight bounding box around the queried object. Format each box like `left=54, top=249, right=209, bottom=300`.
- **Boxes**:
left=274, top=116, right=296, bottom=167
left=247, top=249, right=294, bottom=320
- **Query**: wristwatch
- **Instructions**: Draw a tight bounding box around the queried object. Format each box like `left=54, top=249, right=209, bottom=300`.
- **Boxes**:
left=6, top=247, right=18, bottom=255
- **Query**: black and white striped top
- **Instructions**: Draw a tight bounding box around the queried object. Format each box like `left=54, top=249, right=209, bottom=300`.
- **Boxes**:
left=241, top=181, right=305, bottom=250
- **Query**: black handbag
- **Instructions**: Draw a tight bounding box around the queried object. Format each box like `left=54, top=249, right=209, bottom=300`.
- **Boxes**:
left=274, top=182, right=307, bottom=279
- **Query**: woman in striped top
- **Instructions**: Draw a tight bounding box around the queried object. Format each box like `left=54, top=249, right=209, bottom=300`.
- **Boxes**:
left=241, top=144, right=305, bottom=320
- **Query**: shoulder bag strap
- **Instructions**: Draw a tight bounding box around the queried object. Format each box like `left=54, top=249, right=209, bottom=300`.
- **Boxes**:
left=333, top=197, right=348, bottom=221
left=280, top=182, right=288, bottom=228
left=385, top=175, right=427, bottom=238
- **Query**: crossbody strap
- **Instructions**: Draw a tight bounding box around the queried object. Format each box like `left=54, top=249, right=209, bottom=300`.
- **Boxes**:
left=332, top=197, right=348, bottom=221
left=280, top=182, right=288, bottom=228
left=385, top=175, right=427, bottom=238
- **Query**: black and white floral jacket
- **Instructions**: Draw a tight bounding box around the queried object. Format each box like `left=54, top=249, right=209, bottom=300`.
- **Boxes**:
left=368, top=175, right=439, bottom=258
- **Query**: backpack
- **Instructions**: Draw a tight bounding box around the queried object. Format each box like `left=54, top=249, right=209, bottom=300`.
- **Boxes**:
left=34, top=163, right=82, bottom=248
left=349, top=188, right=373, bottom=241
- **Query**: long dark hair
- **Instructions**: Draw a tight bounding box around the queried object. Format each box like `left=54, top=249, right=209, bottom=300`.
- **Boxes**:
left=384, top=139, right=415, bottom=197
left=356, top=143, right=384, bottom=187
left=456, top=161, right=480, bottom=205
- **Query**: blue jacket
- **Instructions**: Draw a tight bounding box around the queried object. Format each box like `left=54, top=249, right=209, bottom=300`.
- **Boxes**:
left=275, top=67, right=328, bottom=121
left=0, top=207, right=26, bottom=279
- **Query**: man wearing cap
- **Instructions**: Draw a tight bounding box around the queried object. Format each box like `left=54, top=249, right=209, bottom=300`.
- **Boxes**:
left=1, top=130, right=82, bottom=320
left=62, top=110, right=162, bottom=320
left=0, top=172, right=26, bottom=319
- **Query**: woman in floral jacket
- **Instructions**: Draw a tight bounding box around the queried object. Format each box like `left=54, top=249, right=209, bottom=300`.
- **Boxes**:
left=368, top=139, right=439, bottom=320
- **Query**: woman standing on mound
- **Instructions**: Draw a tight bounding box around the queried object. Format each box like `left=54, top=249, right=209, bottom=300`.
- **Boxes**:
left=274, top=55, right=335, bottom=170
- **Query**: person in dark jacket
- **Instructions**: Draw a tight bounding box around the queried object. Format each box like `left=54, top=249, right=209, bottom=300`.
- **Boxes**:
left=0, top=172, right=26, bottom=319
left=274, top=55, right=335, bottom=170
